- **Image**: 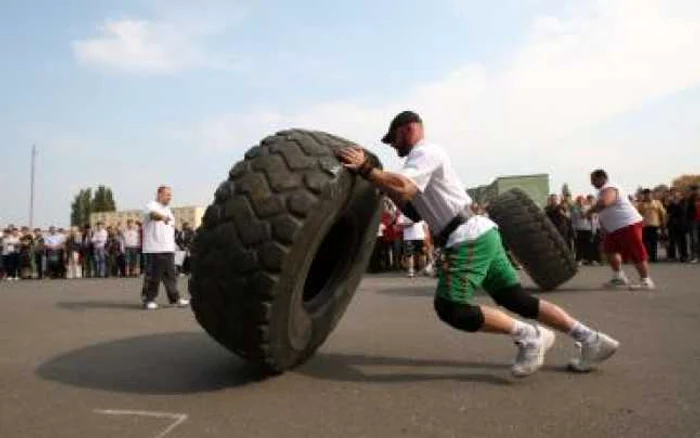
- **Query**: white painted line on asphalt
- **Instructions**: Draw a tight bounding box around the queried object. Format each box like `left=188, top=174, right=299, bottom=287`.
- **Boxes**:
left=93, top=409, right=188, bottom=438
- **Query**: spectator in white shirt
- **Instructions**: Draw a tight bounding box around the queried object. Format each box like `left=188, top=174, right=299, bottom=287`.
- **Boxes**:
left=2, top=227, right=21, bottom=280
left=66, top=227, right=83, bottom=279
left=140, top=186, right=189, bottom=310
left=122, top=219, right=141, bottom=277
left=44, top=226, right=66, bottom=279
left=91, top=222, right=108, bottom=278
left=571, top=196, right=595, bottom=265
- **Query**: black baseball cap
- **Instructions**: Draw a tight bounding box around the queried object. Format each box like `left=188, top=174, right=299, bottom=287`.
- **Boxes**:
left=381, top=110, right=422, bottom=144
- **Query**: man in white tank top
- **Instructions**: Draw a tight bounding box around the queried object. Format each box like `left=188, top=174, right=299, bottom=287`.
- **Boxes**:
left=588, top=169, right=654, bottom=290
left=335, top=111, right=619, bottom=376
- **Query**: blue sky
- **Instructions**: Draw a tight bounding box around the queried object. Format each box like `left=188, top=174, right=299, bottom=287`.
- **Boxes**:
left=1, top=0, right=699, bottom=227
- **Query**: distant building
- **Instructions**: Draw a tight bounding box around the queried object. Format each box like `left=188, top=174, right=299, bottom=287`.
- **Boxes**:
left=90, top=206, right=205, bottom=229
left=468, top=174, right=550, bottom=208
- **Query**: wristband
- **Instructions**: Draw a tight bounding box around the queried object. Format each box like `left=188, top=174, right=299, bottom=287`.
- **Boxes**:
left=358, top=159, right=375, bottom=179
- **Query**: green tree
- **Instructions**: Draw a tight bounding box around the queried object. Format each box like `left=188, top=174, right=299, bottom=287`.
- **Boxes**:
left=92, top=185, right=117, bottom=212
left=671, top=174, right=700, bottom=192
left=70, top=188, right=93, bottom=226
left=70, top=186, right=117, bottom=226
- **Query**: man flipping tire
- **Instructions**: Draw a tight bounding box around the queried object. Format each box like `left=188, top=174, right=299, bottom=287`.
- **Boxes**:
left=588, top=169, right=655, bottom=290
left=336, top=111, right=619, bottom=376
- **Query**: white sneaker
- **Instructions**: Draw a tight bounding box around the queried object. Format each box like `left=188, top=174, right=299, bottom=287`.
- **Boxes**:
left=511, top=326, right=556, bottom=378
left=629, top=278, right=656, bottom=290
left=174, top=298, right=190, bottom=307
left=603, top=277, right=629, bottom=289
left=144, top=301, right=159, bottom=310
left=568, top=332, right=620, bottom=372
left=407, top=271, right=415, bottom=278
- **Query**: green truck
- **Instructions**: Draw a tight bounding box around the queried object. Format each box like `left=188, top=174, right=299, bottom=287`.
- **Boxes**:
left=467, top=173, right=550, bottom=208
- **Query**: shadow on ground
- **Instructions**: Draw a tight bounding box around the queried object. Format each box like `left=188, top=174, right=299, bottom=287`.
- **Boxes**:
left=374, top=285, right=434, bottom=297
left=376, top=285, right=603, bottom=298
left=297, top=352, right=569, bottom=385
left=37, top=332, right=571, bottom=394
left=56, top=301, right=144, bottom=311
left=524, top=286, right=603, bottom=294
left=36, top=332, right=266, bottom=395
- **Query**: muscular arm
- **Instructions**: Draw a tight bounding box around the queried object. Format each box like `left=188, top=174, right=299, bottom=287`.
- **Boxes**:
left=589, top=188, right=618, bottom=215
left=335, top=146, right=419, bottom=206
left=365, top=168, right=419, bottom=205
left=149, top=211, right=166, bottom=221
left=148, top=210, right=172, bottom=224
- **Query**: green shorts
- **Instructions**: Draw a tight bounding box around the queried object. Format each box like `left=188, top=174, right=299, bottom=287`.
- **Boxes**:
left=436, top=228, right=519, bottom=304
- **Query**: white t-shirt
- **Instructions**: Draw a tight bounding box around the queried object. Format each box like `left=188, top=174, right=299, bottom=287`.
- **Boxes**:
left=398, top=140, right=496, bottom=247
left=2, top=235, right=20, bottom=255
left=597, top=182, right=643, bottom=232
left=571, top=204, right=592, bottom=231
left=91, top=229, right=108, bottom=249
left=122, top=228, right=140, bottom=248
left=44, top=233, right=66, bottom=249
left=398, top=215, right=427, bottom=241
left=143, top=200, right=176, bottom=253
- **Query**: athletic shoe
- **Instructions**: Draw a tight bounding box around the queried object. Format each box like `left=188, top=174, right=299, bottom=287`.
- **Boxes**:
left=603, top=277, right=629, bottom=289
left=690, top=258, right=698, bottom=264
left=174, top=298, right=190, bottom=307
left=628, top=278, right=656, bottom=290
left=511, top=326, right=556, bottom=378
left=568, top=332, right=620, bottom=372
left=407, top=271, right=415, bottom=278
left=144, top=301, right=159, bottom=310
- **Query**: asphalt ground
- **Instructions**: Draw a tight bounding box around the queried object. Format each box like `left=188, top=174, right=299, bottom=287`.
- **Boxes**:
left=1, top=264, right=699, bottom=438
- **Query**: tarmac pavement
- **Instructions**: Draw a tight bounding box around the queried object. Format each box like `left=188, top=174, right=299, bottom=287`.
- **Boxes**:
left=1, top=264, right=699, bottom=437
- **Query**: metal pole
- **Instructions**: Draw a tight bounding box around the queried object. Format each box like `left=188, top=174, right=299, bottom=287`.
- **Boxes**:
left=29, top=145, right=36, bottom=228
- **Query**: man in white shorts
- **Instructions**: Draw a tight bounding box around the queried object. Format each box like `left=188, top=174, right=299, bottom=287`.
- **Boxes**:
left=336, top=111, right=619, bottom=376
left=588, top=170, right=654, bottom=290
left=398, top=214, right=427, bottom=278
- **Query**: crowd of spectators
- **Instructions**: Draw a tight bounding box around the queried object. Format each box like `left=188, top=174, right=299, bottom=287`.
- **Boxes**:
left=370, top=184, right=700, bottom=275
left=4, top=184, right=698, bottom=281
left=0, top=220, right=196, bottom=281
left=545, top=184, right=700, bottom=265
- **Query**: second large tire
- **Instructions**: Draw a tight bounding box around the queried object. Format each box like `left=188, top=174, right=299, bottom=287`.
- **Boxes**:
left=189, top=129, right=382, bottom=372
left=487, top=188, right=577, bottom=291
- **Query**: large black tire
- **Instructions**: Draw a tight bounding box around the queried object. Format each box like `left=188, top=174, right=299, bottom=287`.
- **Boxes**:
left=189, top=129, right=382, bottom=372
left=487, top=188, right=577, bottom=291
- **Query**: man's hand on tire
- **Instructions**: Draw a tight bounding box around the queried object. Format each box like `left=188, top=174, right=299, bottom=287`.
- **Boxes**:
left=336, top=147, right=366, bottom=170
left=336, top=147, right=375, bottom=178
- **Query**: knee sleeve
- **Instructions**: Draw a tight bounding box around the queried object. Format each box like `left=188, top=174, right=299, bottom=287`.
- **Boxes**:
left=490, top=284, right=539, bottom=319
left=434, top=297, right=484, bottom=332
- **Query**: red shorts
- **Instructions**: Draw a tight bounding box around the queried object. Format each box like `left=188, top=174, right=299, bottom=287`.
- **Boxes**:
left=603, top=222, right=648, bottom=263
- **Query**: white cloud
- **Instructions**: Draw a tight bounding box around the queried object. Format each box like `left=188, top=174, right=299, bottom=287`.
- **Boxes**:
left=183, top=0, right=700, bottom=194
left=74, top=20, right=186, bottom=74
left=73, top=6, right=241, bottom=74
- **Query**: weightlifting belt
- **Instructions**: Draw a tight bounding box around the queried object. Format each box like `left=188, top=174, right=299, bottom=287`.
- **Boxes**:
left=435, top=207, right=474, bottom=248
